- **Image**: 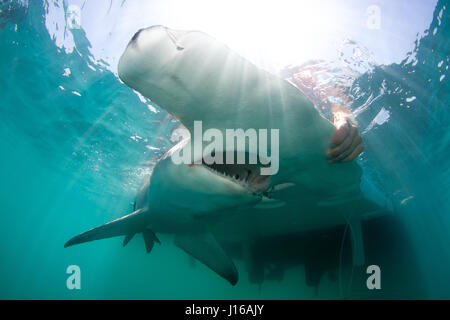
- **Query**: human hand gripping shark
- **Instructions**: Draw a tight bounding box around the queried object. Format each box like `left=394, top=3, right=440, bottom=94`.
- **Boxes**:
left=65, top=26, right=384, bottom=286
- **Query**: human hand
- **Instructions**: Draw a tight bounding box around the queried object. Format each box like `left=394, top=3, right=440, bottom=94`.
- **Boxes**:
left=326, top=120, right=364, bottom=163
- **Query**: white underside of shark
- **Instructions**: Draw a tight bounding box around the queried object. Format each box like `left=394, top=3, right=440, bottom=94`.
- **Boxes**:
left=65, top=25, right=387, bottom=285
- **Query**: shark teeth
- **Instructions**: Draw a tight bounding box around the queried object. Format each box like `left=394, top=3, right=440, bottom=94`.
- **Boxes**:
left=202, top=165, right=261, bottom=195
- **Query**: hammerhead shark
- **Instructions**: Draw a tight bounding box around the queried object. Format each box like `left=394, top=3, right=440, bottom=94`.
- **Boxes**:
left=65, top=26, right=384, bottom=285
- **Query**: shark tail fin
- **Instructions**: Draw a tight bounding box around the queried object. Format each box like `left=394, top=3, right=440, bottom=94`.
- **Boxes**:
left=64, top=208, right=146, bottom=248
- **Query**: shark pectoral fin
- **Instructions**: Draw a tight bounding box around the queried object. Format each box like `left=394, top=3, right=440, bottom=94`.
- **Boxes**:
left=64, top=208, right=145, bottom=248
left=174, top=232, right=238, bottom=285
left=142, top=228, right=160, bottom=254
left=254, top=197, right=286, bottom=209
left=123, top=233, right=135, bottom=247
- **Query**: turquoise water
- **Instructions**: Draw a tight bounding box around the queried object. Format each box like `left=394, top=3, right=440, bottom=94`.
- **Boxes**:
left=0, top=0, right=449, bottom=299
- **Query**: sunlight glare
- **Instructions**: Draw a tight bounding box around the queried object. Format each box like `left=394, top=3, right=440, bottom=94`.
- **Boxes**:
left=158, top=0, right=340, bottom=71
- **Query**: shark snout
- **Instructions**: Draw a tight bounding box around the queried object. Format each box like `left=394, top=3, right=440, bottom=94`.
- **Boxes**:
left=129, top=27, right=146, bottom=46
left=118, top=25, right=187, bottom=88
left=126, top=25, right=185, bottom=49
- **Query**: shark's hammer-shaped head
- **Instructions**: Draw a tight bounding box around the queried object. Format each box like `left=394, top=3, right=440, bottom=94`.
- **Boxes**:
left=118, top=25, right=185, bottom=86
left=118, top=25, right=198, bottom=123
left=119, top=26, right=274, bottom=209
left=118, top=25, right=244, bottom=130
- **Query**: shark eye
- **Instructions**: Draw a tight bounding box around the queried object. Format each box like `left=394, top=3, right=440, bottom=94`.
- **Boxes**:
left=234, top=174, right=240, bottom=179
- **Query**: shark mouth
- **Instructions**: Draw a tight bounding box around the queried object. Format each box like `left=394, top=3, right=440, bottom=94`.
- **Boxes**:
left=200, top=152, right=271, bottom=195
